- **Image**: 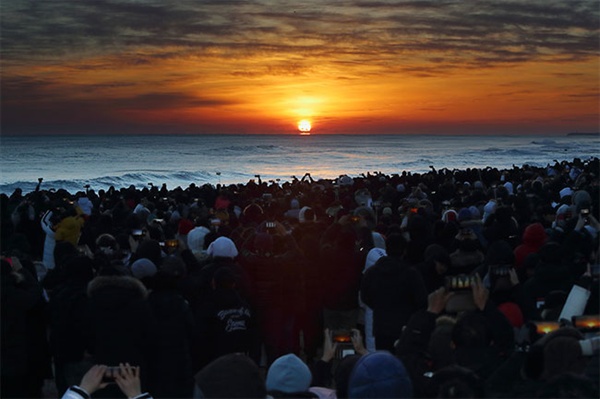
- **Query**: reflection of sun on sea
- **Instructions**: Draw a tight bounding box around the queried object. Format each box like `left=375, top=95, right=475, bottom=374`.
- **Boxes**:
left=298, top=120, right=311, bottom=135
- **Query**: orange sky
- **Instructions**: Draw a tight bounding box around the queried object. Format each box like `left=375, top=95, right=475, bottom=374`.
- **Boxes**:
left=2, top=1, right=598, bottom=135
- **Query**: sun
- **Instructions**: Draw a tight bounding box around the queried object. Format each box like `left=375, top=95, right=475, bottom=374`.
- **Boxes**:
left=298, top=119, right=312, bottom=133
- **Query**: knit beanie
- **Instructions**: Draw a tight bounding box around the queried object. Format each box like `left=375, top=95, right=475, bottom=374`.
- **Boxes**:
left=266, top=354, right=312, bottom=394
left=187, top=226, right=210, bottom=253
left=207, top=236, right=238, bottom=258
left=195, top=354, right=266, bottom=399
left=348, top=352, right=413, bottom=398
left=131, top=258, right=157, bottom=279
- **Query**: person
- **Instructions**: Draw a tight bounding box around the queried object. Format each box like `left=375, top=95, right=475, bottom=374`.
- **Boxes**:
left=84, top=267, right=156, bottom=397
left=146, top=256, right=195, bottom=398
left=360, top=247, right=387, bottom=352
left=48, top=255, right=95, bottom=395
left=193, top=267, right=253, bottom=371
left=320, top=221, right=364, bottom=332
left=41, top=209, right=58, bottom=269
left=239, top=222, right=306, bottom=364
left=1, top=257, right=46, bottom=398
left=310, top=328, right=368, bottom=392
left=360, top=233, right=428, bottom=351
left=61, top=363, right=152, bottom=399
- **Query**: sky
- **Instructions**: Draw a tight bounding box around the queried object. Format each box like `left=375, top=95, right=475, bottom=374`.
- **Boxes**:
left=1, top=0, right=598, bottom=135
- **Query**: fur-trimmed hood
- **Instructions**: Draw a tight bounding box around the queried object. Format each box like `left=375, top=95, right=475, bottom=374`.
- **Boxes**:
left=87, top=275, right=148, bottom=309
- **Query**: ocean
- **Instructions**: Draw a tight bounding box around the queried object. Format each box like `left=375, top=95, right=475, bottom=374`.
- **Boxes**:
left=1, top=134, right=598, bottom=195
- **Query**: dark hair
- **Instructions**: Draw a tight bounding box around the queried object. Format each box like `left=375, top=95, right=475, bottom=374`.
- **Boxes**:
left=386, top=233, right=408, bottom=257
left=451, top=311, right=491, bottom=348
left=430, top=366, right=484, bottom=398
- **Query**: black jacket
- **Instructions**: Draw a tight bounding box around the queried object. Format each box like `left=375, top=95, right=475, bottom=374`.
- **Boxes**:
left=361, top=255, right=428, bottom=338
left=147, top=287, right=195, bottom=398
left=84, top=275, right=156, bottom=393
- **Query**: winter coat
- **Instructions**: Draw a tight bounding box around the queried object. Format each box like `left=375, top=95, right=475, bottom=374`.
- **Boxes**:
left=193, top=287, right=253, bottom=370
left=41, top=210, right=56, bottom=269
left=84, top=275, right=156, bottom=392
left=320, top=225, right=363, bottom=311
left=48, top=279, right=89, bottom=364
left=1, top=267, right=44, bottom=377
left=360, top=256, right=428, bottom=338
left=147, top=288, right=195, bottom=398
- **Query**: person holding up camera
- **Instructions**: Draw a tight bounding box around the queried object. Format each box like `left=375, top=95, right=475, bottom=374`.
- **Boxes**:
left=61, top=363, right=152, bottom=399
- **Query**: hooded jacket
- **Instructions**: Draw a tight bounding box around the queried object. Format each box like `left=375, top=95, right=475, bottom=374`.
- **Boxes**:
left=514, top=223, right=547, bottom=269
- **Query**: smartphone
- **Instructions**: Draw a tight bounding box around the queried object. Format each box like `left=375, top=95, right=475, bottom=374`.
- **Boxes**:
left=101, top=366, right=120, bottom=383
left=131, top=229, right=144, bottom=238
left=572, top=315, right=600, bottom=332
left=445, top=275, right=476, bottom=291
left=533, top=321, right=561, bottom=335
left=341, top=348, right=356, bottom=358
left=491, top=265, right=511, bottom=277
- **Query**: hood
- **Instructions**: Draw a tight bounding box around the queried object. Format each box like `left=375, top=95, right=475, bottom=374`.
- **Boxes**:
left=348, top=352, right=413, bottom=399
left=522, top=223, right=547, bottom=248
left=87, top=275, right=148, bottom=308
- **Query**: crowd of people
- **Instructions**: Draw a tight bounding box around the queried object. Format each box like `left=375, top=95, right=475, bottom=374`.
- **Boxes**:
left=1, top=157, right=599, bottom=398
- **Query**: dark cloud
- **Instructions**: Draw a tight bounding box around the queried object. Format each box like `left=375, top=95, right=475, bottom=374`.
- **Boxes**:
left=2, top=0, right=597, bottom=71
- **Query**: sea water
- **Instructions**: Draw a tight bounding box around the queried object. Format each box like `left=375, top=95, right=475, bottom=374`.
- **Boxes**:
left=0, top=134, right=598, bottom=195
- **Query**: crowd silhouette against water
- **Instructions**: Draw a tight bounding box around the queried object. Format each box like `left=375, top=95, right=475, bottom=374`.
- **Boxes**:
left=1, top=158, right=599, bottom=398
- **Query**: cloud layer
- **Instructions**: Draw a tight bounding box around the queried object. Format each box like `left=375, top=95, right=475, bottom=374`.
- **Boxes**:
left=2, top=0, right=598, bottom=134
